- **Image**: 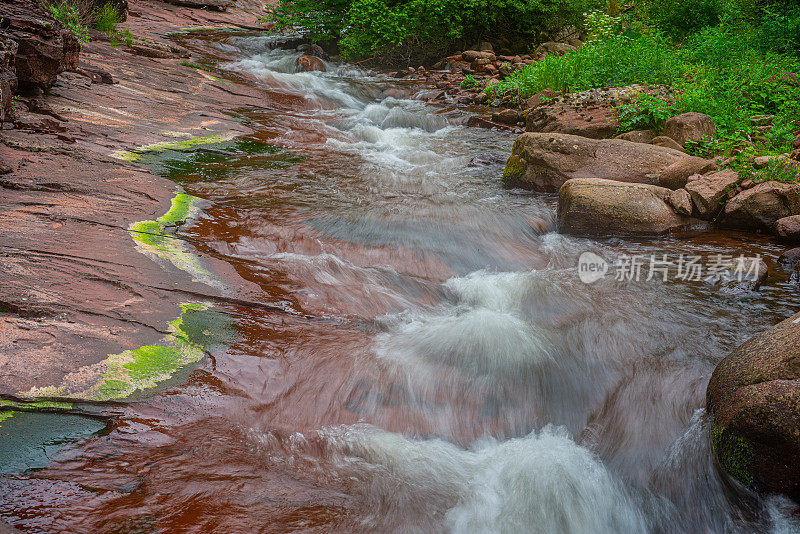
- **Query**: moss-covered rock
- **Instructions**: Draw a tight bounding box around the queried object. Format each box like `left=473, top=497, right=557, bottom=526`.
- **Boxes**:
left=707, top=311, right=800, bottom=501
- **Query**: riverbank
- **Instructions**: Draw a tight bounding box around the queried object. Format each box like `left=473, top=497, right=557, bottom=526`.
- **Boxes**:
left=0, top=0, right=269, bottom=398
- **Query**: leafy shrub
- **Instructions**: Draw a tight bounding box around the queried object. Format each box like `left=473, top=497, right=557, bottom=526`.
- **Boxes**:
left=644, top=0, right=722, bottom=35
left=264, top=0, right=602, bottom=63
left=758, top=7, right=800, bottom=56
left=49, top=2, right=89, bottom=42
left=109, top=27, right=135, bottom=47
left=461, top=75, right=478, bottom=89
left=94, top=3, right=122, bottom=33
left=616, top=93, right=676, bottom=132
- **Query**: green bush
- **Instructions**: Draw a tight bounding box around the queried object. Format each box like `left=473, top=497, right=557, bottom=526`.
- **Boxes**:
left=264, top=0, right=601, bottom=63
left=485, top=32, right=683, bottom=97
left=616, top=93, right=676, bottom=132
left=461, top=75, right=479, bottom=89
left=49, top=2, right=89, bottom=42
left=644, top=0, right=722, bottom=35
left=94, top=3, right=122, bottom=33
left=758, top=7, right=800, bottom=56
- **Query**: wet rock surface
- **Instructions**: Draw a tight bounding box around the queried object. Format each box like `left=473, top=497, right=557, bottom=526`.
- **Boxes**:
left=707, top=311, right=800, bottom=500
left=557, top=178, right=687, bottom=236
left=503, top=132, right=689, bottom=192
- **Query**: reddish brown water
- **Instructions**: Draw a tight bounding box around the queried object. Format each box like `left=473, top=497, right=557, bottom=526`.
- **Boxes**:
left=3, top=31, right=800, bottom=533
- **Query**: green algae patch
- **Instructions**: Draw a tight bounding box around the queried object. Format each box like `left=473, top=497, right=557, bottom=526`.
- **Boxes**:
left=711, top=425, right=755, bottom=488
left=94, top=302, right=234, bottom=400
left=0, top=399, right=74, bottom=412
left=112, top=133, right=236, bottom=162
left=130, top=136, right=303, bottom=183
left=22, top=303, right=236, bottom=401
left=502, top=154, right=527, bottom=187
left=129, top=192, right=222, bottom=289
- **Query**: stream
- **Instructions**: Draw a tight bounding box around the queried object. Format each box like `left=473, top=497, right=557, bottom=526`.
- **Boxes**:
left=3, top=29, right=800, bottom=533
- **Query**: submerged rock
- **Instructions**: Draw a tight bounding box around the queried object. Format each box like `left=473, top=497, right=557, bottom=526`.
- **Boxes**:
left=502, top=132, right=687, bottom=192
left=778, top=247, right=800, bottom=267
left=707, top=311, right=800, bottom=501
left=557, top=178, right=687, bottom=236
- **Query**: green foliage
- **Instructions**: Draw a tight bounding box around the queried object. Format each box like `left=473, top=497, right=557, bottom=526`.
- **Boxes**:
left=732, top=154, right=800, bottom=185
left=109, top=27, right=135, bottom=47
left=485, top=32, right=683, bottom=97
left=644, top=0, right=722, bottom=35
left=264, top=0, right=601, bottom=62
left=616, top=93, right=676, bottom=132
left=759, top=7, right=800, bottom=56
left=48, top=2, right=89, bottom=42
left=94, top=3, right=122, bottom=33
left=487, top=18, right=800, bottom=155
left=461, top=75, right=478, bottom=89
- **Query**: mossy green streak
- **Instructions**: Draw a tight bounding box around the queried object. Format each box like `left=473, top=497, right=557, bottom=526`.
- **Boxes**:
left=711, top=425, right=755, bottom=488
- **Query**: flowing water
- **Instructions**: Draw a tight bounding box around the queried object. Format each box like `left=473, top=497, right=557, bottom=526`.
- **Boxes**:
left=3, top=31, right=800, bottom=533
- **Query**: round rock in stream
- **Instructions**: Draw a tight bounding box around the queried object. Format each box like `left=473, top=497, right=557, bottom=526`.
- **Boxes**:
left=707, top=311, right=800, bottom=501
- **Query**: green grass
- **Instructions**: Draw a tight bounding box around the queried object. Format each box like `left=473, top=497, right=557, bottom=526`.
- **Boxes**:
left=48, top=2, right=89, bottom=42
left=94, top=3, right=122, bottom=33
left=487, top=23, right=800, bottom=157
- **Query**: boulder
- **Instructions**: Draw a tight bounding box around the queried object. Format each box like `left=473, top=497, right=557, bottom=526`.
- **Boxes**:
left=662, top=112, right=717, bottom=147
left=492, top=109, right=520, bottom=125
left=707, top=311, right=800, bottom=500
left=778, top=248, right=800, bottom=267
left=296, top=55, right=326, bottom=73
left=557, top=178, right=687, bottom=236
left=651, top=135, right=685, bottom=152
left=502, top=132, right=686, bottom=192
left=0, top=0, right=80, bottom=90
left=684, top=169, right=740, bottom=219
left=665, top=188, right=693, bottom=216
left=657, top=157, right=718, bottom=189
left=615, top=130, right=657, bottom=144
left=462, top=50, right=495, bottom=62
left=723, top=181, right=800, bottom=231
left=776, top=216, right=800, bottom=244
